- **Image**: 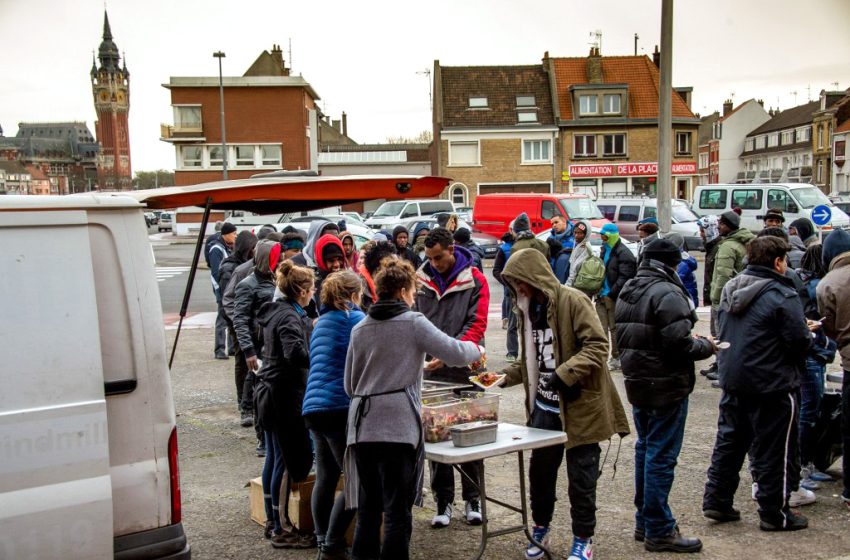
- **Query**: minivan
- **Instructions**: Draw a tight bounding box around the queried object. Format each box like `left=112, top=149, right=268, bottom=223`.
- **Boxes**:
left=364, top=198, right=455, bottom=229
left=693, top=183, right=850, bottom=232
left=472, top=193, right=610, bottom=238
left=595, top=197, right=703, bottom=251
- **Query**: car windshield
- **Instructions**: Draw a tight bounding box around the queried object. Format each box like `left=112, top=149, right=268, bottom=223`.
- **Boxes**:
left=791, top=187, right=832, bottom=209
left=372, top=201, right=407, bottom=217
left=559, top=198, right=604, bottom=220
left=672, top=203, right=699, bottom=223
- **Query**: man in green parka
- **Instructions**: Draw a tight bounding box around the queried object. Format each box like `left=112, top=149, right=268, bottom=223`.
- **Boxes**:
left=710, top=211, right=756, bottom=307
left=499, top=248, right=630, bottom=560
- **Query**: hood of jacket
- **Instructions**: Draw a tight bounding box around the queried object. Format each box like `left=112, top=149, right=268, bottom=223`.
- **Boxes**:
left=315, top=234, right=347, bottom=272
left=725, top=226, right=757, bottom=246
left=253, top=239, right=276, bottom=278
left=789, top=217, right=816, bottom=244
left=721, top=265, right=791, bottom=315
left=301, top=219, right=335, bottom=268
left=231, top=230, right=258, bottom=264
left=789, top=234, right=806, bottom=252
left=421, top=244, right=474, bottom=294
left=620, top=260, right=689, bottom=305
left=824, top=228, right=850, bottom=270
left=501, top=246, right=562, bottom=303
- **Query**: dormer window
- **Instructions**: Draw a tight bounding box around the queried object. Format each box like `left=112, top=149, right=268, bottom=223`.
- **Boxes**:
left=517, top=111, right=538, bottom=123
left=603, top=94, right=621, bottom=114
left=516, top=95, right=536, bottom=107
left=579, top=95, right=598, bottom=115
left=469, top=97, right=488, bottom=108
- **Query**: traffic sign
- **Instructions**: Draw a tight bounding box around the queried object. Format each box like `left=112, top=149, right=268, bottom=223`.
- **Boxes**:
left=811, top=205, right=832, bottom=226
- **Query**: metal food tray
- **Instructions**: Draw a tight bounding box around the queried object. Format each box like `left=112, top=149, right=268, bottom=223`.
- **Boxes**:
left=450, top=421, right=499, bottom=447
left=421, top=380, right=472, bottom=398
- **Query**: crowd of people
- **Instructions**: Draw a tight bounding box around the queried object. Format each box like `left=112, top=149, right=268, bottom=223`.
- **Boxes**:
left=201, top=203, right=850, bottom=559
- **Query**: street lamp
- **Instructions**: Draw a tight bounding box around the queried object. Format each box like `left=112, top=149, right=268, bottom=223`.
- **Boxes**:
left=213, top=51, right=228, bottom=180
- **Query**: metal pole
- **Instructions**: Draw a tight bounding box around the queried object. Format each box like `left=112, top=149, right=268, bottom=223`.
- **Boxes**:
left=213, top=51, right=228, bottom=180
left=657, top=0, right=673, bottom=233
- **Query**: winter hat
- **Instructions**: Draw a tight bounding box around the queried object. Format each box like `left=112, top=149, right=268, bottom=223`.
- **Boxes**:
left=600, top=223, right=619, bottom=236
left=453, top=227, right=472, bottom=244
left=764, top=209, right=785, bottom=223
left=643, top=238, right=682, bottom=268
left=697, top=215, right=720, bottom=242
left=321, top=242, right=344, bottom=261
left=822, top=228, right=850, bottom=270
left=337, top=219, right=347, bottom=232
left=789, top=217, right=815, bottom=243
left=392, top=225, right=409, bottom=244
left=638, top=216, right=659, bottom=225
left=220, top=222, right=237, bottom=235
left=663, top=231, right=685, bottom=250
left=574, top=222, right=588, bottom=236
left=282, top=236, right=305, bottom=251
left=732, top=207, right=743, bottom=215
left=257, top=225, right=277, bottom=240
left=719, top=210, right=741, bottom=229
left=412, top=222, right=431, bottom=240
left=371, top=232, right=389, bottom=243
left=513, top=212, right=531, bottom=234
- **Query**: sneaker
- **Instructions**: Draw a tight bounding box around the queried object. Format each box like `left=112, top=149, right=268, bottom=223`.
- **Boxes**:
left=317, top=546, right=349, bottom=560
left=525, top=525, right=550, bottom=560
left=800, top=477, right=820, bottom=491
left=644, top=528, right=702, bottom=553
left=431, top=502, right=453, bottom=528
left=502, top=318, right=508, bottom=330
left=464, top=499, right=483, bottom=525
left=567, top=536, right=592, bottom=560
left=705, top=369, right=719, bottom=381
left=607, top=358, right=621, bottom=371
left=634, top=527, right=644, bottom=542
left=263, top=520, right=274, bottom=539
left=788, top=488, right=816, bottom=507
left=759, top=510, right=808, bottom=532
left=215, top=352, right=228, bottom=360
left=703, top=507, right=741, bottom=523
left=711, top=380, right=721, bottom=389
left=700, top=362, right=717, bottom=376
left=841, top=492, right=850, bottom=510
left=256, top=438, right=266, bottom=458
left=506, top=354, right=518, bottom=362
left=240, top=412, right=254, bottom=428
left=803, top=462, right=833, bottom=482
left=270, top=529, right=314, bottom=549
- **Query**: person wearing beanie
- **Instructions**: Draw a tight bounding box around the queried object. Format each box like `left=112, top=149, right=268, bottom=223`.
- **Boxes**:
left=411, top=222, right=431, bottom=267
left=210, top=222, right=238, bottom=359
left=392, top=225, right=417, bottom=265
left=789, top=217, right=818, bottom=248
left=710, top=211, right=755, bottom=312
left=615, top=237, right=715, bottom=552
left=597, top=223, right=637, bottom=370
left=453, top=227, right=484, bottom=272
left=816, top=228, right=850, bottom=510
left=281, top=232, right=306, bottom=260
left=511, top=212, right=549, bottom=256
left=763, top=208, right=786, bottom=228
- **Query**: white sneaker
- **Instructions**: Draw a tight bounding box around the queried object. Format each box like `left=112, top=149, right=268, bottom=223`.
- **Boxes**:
left=464, top=500, right=483, bottom=525
left=567, top=536, right=593, bottom=560
left=752, top=482, right=758, bottom=501
left=789, top=488, right=817, bottom=507
left=526, top=525, right=551, bottom=560
left=431, top=502, right=453, bottom=528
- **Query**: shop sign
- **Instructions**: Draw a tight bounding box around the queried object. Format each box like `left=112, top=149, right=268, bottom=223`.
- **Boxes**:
left=568, top=161, right=697, bottom=177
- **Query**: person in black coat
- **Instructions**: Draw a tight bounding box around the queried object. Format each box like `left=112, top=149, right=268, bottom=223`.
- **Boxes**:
left=597, top=223, right=637, bottom=371
left=615, top=238, right=715, bottom=552
left=453, top=227, right=484, bottom=272
left=392, top=225, right=418, bottom=265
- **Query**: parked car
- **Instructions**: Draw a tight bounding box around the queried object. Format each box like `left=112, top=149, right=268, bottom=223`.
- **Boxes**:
left=454, top=206, right=474, bottom=221
left=401, top=216, right=500, bottom=259
left=158, top=211, right=173, bottom=232
left=472, top=193, right=610, bottom=238
left=833, top=200, right=850, bottom=217
left=280, top=215, right=373, bottom=249
left=365, top=198, right=455, bottom=230
left=594, top=197, right=703, bottom=251
left=145, top=211, right=159, bottom=226
left=537, top=226, right=640, bottom=259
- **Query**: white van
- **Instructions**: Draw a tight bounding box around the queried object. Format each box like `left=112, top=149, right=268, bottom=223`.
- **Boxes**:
left=693, top=183, right=850, bottom=232
left=364, top=198, right=455, bottom=229
left=594, top=197, right=703, bottom=250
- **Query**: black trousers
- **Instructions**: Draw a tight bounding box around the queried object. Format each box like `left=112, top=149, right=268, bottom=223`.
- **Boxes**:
left=843, top=371, right=850, bottom=498
left=429, top=460, right=481, bottom=505
left=528, top=406, right=600, bottom=538
left=353, top=442, right=417, bottom=560
left=703, top=390, right=800, bottom=524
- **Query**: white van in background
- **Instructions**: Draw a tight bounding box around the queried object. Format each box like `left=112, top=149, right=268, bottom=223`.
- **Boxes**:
left=0, top=195, right=189, bottom=559
left=692, top=183, right=850, bottom=232
left=364, top=198, right=455, bottom=229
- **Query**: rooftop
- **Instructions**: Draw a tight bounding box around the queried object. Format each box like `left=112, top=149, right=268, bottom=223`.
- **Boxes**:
left=747, top=100, right=820, bottom=137
left=164, top=76, right=319, bottom=100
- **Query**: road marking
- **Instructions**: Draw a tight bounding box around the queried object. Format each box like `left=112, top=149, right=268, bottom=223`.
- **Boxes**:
left=156, top=266, right=191, bottom=283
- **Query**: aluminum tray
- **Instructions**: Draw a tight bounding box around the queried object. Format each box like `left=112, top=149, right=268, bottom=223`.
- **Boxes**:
left=450, top=420, right=498, bottom=447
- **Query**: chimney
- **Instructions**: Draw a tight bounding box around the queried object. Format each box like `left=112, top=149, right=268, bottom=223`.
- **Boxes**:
left=757, top=99, right=764, bottom=107
left=723, top=99, right=733, bottom=117
left=342, top=112, right=348, bottom=137
left=332, top=119, right=341, bottom=132
left=652, top=45, right=660, bottom=68
left=586, top=47, right=603, bottom=84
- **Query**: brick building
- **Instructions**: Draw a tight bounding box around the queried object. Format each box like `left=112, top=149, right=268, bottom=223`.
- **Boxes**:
left=697, top=112, right=719, bottom=185
left=832, top=117, right=850, bottom=195
left=161, top=45, right=321, bottom=186
left=0, top=160, right=32, bottom=194
left=812, top=89, right=850, bottom=194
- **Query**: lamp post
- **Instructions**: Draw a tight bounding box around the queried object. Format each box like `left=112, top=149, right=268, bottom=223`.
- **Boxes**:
left=213, top=51, right=228, bottom=180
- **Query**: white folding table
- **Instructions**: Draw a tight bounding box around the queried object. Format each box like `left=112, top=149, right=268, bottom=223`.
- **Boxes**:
left=424, top=423, right=568, bottom=560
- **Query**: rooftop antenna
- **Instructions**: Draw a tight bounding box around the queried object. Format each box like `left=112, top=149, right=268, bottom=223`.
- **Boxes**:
left=416, top=68, right=432, bottom=110
left=288, top=38, right=292, bottom=73
left=807, top=84, right=811, bottom=101
left=790, top=90, right=798, bottom=105
left=634, top=33, right=639, bottom=56
left=589, top=29, right=602, bottom=52
left=832, top=81, right=840, bottom=90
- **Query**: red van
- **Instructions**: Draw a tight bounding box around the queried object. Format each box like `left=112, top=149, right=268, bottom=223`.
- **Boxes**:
left=472, top=193, right=610, bottom=237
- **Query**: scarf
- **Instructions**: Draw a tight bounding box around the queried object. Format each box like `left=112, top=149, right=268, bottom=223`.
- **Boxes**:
left=367, top=298, right=410, bottom=320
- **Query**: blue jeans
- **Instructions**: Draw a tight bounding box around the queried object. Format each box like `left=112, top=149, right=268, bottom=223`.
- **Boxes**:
left=799, top=358, right=825, bottom=465
left=633, top=398, right=688, bottom=539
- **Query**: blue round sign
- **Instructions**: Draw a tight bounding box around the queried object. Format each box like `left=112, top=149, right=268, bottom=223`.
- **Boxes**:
left=811, top=205, right=832, bottom=226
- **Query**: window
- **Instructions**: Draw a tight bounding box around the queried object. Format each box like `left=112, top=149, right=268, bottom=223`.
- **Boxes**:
left=756, top=136, right=767, bottom=149
left=208, top=145, right=223, bottom=167
left=574, top=134, right=596, bottom=157
left=602, top=134, right=626, bottom=156
left=420, top=201, right=453, bottom=214
left=618, top=205, right=640, bottom=222
left=261, top=145, right=281, bottom=166
left=818, top=126, right=824, bottom=149
left=597, top=204, right=616, bottom=221
left=541, top=200, right=561, bottom=220
left=836, top=140, right=846, bottom=159
left=768, top=189, right=793, bottom=213
left=712, top=121, right=723, bottom=140
left=181, top=146, right=202, bottom=167
left=523, top=139, right=550, bottom=163
left=732, top=189, right=764, bottom=210
left=798, top=127, right=811, bottom=142
left=235, top=145, right=254, bottom=167
left=449, top=141, right=479, bottom=166
left=517, top=111, right=538, bottom=123
left=603, top=94, right=621, bottom=114
left=173, top=105, right=202, bottom=131
left=768, top=133, right=779, bottom=147
left=451, top=186, right=466, bottom=206
left=644, top=206, right=657, bottom=219
left=469, top=97, right=488, bottom=108
left=516, top=95, right=536, bottom=107
left=699, top=153, right=709, bottom=168
left=781, top=130, right=794, bottom=145
left=400, top=203, right=419, bottom=219
left=699, top=189, right=727, bottom=210
left=579, top=95, right=598, bottom=115
left=745, top=138, right=754, bottom=151
left=817, top=160, right=824, bottom=183
left=676, top=131, right=691, bottom=155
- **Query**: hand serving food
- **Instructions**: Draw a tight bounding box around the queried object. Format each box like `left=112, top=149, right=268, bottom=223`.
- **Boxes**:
left=469, top=371, right=506, bottom=389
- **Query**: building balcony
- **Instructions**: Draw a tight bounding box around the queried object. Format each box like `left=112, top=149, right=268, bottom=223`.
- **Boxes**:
left=160, top=124, right=206, bottom=143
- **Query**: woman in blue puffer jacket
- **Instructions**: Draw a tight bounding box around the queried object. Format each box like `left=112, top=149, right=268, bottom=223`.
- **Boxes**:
left=677, top=251, right=699, bottom=308
left=303, top=270, right=366, bottom=558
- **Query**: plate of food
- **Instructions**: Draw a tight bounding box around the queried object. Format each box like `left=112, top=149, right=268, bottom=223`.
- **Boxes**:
left=469, top=371, right=506, bottom=390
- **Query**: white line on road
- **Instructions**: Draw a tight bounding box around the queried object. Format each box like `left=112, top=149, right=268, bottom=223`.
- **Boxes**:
left=156, top=266, right=191, bottom=283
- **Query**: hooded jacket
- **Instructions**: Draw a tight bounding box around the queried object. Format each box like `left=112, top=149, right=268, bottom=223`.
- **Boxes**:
left=500, top=248, right=630, bottom=449
left=789, top=217, right=818, bottom=247
left=615, top=261, right=714, bottom=408
left=600, top=237, right=637, bottom=300
left=817, top=229, right=850, bottom=370
left=291, top=219, right=335, bottom=268
left=710, top=226, right=757, bottom=306
left=219, top=231, right=258, bottom=313
left=566, top=231, right=594, bottom=288
left=392, top=225, right=418, bottom=265
left=339, top=231, right=360, bottom=271
left=314, top=234, right=348, bottom=304
left=677, top=252, right=699, bottom=308
left=233, top=240, right=278, bottom=359
left=717, top=265, right=811, bottom=393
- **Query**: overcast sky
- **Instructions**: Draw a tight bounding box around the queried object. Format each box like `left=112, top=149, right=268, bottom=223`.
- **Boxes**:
left=1, top=0, right=848, bottom=172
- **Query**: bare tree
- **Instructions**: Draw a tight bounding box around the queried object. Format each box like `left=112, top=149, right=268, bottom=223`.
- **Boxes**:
left=385, top=130, right=432, bottom=144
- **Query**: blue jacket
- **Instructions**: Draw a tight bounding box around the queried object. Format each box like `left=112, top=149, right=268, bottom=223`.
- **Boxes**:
left=303, top=304, right=366, bottom=416
left=677, top=253, right=699, bottom=308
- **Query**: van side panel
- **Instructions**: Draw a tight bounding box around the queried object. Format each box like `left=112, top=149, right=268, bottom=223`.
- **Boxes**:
left=0, top=213, right=113, bottom=559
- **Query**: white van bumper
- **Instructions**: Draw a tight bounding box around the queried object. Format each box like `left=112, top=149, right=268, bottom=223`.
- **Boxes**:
left=114, top=522, right=190, bottom=560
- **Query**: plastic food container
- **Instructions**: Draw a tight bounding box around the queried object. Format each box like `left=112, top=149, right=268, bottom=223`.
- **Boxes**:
left=422, top=392, right=500, bottom=443
left=450, top=421, right=498, bottom=447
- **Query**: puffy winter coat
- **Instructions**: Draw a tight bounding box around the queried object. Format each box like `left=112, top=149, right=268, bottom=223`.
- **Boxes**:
left=710, top=227, right=756, bottom=306
left=615, top=262, right=714, bottom=408
left=817, top=232, right=850, bottom=370
left=303, top=304, right=366, bottom=416
left=233, top=241, right=276, bottom=359
left=677, top=253, right=699, bottom=308
left=600, top=239, right=637, bottom=300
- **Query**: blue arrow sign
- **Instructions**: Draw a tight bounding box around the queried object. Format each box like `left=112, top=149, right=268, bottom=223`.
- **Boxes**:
left=811, top=205, right=832, bottom=226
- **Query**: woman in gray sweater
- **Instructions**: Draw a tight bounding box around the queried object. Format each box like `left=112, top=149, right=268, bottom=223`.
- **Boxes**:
left=344, top=260, right=482, bottom=560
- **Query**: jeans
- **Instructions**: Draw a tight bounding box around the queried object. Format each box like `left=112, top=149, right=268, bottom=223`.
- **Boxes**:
left=501, top=285, right=510, bottom=321
left=230, top=324, right=249, bottom=410
left=595, top=296, right=618, bottom=359
left=311, top=427, right=356, bottom=551
left=633, top=399, right=688, bottom=539
left=506, top=291, right=518, bottom=357
left=799, top=358, right=825, bottom=465
left=214, top=289, right=230, bottom=355
left=353, top=442, right=416, bottom=560
left=262, top=431, right=286, bottom=532
left=528, top=405, right=599, bottom=537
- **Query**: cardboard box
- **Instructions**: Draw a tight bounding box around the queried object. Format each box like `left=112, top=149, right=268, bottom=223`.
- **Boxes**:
left=249, top=477, right=265, bottom=526
left=249, top=474, right=349, bottom=538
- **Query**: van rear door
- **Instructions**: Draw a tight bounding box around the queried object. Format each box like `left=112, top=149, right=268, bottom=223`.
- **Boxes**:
left=0, top=210, right=112, bottom=559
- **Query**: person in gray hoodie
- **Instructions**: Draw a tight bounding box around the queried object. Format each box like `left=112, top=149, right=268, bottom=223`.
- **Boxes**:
left=291, top=219, right=340, bottom=269
left=566, top=221, right=593, bottom=290
left=344, top=260, right=482, bottom=560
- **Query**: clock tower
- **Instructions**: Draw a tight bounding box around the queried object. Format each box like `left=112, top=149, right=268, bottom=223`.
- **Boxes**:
left=91, top=11, right=132, bottom=190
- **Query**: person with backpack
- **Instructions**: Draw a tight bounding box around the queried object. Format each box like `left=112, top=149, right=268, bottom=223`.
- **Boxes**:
left=567, top=222, right=604, bottom=297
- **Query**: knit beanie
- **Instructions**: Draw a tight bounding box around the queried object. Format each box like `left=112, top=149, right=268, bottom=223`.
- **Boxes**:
left=220, top=222, right=237, bottom=235
left=822, top=228, right=850, bottom=270
left=644, top=238, right=682, bottom=268
left=513, top=212, right=531, bottom=234
left=453, top=227, right=472, bottom=244
left=663, top=231, right=685, bottom=250
left=719, top=210, right=741, bottom=229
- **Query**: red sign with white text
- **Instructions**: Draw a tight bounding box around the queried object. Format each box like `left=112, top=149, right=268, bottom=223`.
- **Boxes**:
left=568, top=161, right=697, bottom=177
